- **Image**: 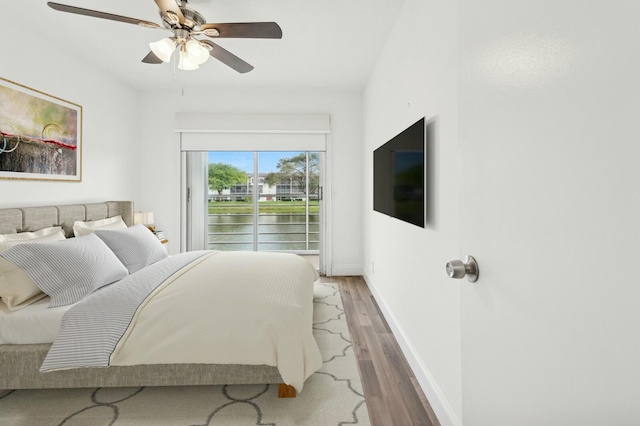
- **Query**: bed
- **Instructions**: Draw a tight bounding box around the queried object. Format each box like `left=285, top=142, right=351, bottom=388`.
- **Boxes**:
left=0, top=201, right=321, bottom=397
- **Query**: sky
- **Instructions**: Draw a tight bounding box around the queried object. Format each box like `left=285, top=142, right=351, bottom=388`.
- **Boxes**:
left=207, top=151, right=303, bottom=173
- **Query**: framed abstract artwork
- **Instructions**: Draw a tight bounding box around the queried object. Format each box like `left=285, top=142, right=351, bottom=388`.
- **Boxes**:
left=0, top=77, right=82, bottom=182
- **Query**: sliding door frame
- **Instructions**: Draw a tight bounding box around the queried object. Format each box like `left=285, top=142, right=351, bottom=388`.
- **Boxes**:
left=177, top=113, right=332, bottom=276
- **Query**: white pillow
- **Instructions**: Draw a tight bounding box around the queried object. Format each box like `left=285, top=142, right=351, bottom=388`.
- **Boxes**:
left=73, top=215, right=127, bottom=237
left=0, top=228, right=66, bottom=311
left=0, top=233, right=129, bottom=307
left=95, top=224, right=168, bottom=274
left=0, top=226, right=65, bottom=246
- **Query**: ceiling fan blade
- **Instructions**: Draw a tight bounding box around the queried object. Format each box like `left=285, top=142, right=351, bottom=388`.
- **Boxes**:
left=200, top=40, right=254, bottom=73
left=154, top=0, right=186, bottom=25
left=47, top=2, right=162, bottom=29
left=142, top=51, right=164, bottom=64
left=201, top=22, right=282, bottom=39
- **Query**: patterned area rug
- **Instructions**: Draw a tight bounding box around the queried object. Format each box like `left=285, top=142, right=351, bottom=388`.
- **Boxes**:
left=0, top=283, right=370, bottom=426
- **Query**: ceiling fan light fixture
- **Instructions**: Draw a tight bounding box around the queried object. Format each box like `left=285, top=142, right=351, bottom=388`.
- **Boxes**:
left=186, top=39, right=210, bottom=65
left=178, top=49, right=199, bottom=70
left=149, top=38, right=176, bottom=63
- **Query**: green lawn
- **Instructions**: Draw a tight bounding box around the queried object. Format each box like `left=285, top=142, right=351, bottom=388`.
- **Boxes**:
left=209, top=201, right=319, bottom=214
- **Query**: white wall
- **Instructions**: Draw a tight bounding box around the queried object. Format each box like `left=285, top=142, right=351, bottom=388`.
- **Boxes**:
left=0, top=17, right=140, bottom=209
left=363, top=0, right=640, bottom=425
left=363, top=0, right=462, bottom=423
left=135, top=87, right=363, bottom=274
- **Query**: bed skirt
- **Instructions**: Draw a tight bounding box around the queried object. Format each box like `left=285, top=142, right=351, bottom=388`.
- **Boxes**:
left=0, top=344, right=283, bottom=389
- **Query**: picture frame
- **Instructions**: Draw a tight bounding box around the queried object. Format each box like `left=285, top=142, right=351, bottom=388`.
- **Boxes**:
left=0, top=77, right=82, bottom=182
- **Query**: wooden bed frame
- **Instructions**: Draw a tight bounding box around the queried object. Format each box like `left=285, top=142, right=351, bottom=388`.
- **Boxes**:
left=0, top=201, right=295, bottom=397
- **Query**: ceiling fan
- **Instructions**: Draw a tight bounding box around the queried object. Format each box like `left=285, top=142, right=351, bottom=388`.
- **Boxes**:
left=47, top=0, right=283, bottom=73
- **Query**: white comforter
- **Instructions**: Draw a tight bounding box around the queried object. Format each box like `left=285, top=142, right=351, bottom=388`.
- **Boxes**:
left=112, top=251, right=322, bottom=390
left=44, top=250, right=322, bottom=392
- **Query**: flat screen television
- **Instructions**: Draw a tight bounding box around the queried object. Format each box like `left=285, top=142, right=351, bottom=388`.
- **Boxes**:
left=373, top=117, right=425, bottom=228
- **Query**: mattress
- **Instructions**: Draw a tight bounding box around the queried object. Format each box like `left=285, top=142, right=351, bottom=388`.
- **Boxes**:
left=0, top=297, right=72, bottom=344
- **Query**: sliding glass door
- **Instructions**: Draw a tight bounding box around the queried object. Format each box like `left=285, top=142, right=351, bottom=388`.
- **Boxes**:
left=207, top=151, right=255, bottom=251
left=205, top=151, right=321, bottom=256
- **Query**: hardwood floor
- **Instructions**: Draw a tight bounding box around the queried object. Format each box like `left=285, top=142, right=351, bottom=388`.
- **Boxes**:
left=321, top=276, right=440, bottom=426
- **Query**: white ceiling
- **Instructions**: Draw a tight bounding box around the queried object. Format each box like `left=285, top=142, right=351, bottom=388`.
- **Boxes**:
left=12, top=0, right=405, bottom=91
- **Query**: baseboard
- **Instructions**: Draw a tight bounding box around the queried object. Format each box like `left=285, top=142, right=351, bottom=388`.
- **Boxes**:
left=362, top=273, right=462, bottom=426
left=329, top=264, right=363, bottom=276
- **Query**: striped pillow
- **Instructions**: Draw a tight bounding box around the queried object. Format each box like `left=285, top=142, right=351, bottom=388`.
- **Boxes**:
left=95, top=224, right=168, bottom=274
left=0, top=233, right=128, bottom=307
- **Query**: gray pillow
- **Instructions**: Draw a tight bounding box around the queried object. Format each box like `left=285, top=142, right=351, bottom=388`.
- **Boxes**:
left=95, top=224, right=168, bottom=274
left=0, top=233, right=129, bottom=307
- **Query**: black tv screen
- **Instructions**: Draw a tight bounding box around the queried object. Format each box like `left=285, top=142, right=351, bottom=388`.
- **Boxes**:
left=373, top=117, right=425, bottom=228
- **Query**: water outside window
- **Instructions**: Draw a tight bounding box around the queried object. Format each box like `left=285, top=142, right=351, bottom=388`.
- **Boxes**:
left=207, top=151, right=320, bottom=254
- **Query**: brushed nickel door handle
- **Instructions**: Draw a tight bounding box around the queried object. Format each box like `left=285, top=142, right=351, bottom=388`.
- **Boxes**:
left=446, top=255, right=479, bottom=282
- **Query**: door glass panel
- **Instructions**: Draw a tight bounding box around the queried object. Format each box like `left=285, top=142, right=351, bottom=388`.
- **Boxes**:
left=259, top=151, right=307, bottom=252
left=207, top=152, right=254, bottom=251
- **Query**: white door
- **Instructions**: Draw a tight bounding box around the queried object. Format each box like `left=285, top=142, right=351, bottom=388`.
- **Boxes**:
left=457, top=1, right=639, bottom=425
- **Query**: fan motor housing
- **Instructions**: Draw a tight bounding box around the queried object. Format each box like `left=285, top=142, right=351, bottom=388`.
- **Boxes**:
left=160, top=7, right=206, bottom=30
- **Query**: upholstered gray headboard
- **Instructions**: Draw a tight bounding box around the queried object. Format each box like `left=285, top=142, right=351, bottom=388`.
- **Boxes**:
left=0, top=201, right=134, bottom=238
